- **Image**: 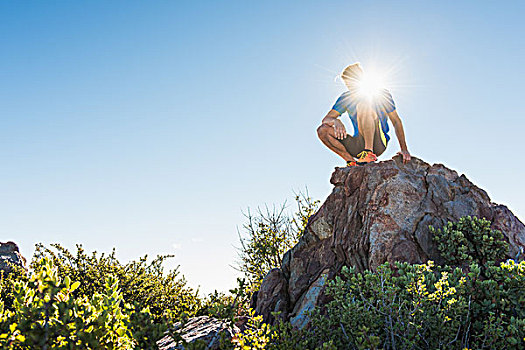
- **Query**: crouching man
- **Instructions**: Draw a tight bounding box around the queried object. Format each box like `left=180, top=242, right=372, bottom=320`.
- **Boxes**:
left=317, top=62, right=411, bottom=166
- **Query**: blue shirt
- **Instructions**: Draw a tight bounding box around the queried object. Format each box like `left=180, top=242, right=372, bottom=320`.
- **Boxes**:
left=332, top=89, right=396, bottom=144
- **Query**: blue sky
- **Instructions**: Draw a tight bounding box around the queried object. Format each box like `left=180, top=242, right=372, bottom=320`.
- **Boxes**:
left=1, top=1, right=524, bottom=293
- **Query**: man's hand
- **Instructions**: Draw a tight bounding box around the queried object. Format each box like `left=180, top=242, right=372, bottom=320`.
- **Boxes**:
left=397, top=150, right=411, bottom=164
left=333, top=119, right=347, bottom=140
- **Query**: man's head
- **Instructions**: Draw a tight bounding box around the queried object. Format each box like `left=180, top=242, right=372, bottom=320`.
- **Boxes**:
left=341, top=62, right=364, bottom=90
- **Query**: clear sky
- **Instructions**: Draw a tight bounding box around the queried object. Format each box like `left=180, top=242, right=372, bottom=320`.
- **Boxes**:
left=1, top=1, right=524, bottom=294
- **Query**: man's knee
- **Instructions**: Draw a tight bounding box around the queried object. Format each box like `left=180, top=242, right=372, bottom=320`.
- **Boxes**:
left=317, top=124, right=331, bottom=139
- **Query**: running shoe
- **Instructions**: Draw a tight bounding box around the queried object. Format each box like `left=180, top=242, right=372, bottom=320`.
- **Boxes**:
left=356, top=150, right=378, bottom=165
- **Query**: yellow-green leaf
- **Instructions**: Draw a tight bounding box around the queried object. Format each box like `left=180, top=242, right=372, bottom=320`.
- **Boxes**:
left=70, top=281, right=80, bottom=292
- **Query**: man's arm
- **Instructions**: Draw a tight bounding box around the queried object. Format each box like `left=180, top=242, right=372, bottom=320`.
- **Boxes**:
left=387, top=110, right=411, bottom=163
left=322, top=109, right=346, bottom=140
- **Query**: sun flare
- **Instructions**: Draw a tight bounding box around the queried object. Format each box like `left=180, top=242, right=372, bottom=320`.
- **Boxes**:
left=332, top=56, right=409, bottom=103
left=356, top=70, right=387, bottom=101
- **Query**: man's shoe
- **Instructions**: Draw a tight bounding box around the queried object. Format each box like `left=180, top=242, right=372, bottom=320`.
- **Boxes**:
left=347, top=160, right=358, bottom=167
left=356, top=150, right=378, bottom=165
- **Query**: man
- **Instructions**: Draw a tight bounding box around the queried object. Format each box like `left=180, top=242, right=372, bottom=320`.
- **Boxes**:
left=317, top=62, right=411, bottom=166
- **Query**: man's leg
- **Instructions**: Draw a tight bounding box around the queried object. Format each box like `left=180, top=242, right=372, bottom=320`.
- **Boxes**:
left=317, top=124, right=355, bottom=162
left=356, top=102, right=377, bottom=152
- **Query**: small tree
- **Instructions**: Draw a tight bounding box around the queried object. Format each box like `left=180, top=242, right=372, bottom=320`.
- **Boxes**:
left=236, top=192, right=319, bottom=292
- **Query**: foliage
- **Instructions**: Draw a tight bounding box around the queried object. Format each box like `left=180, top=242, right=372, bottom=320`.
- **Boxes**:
left=233, top=309, right=275, bottom=350
left=429, top=216, right=507, bottom=267
left=307, top=259, right=525, bottom=349
left=198, top=278, right=250, bottom=324
left=32, top=243, right=201, bottom=324
left=0, top=265, right=27, bottom=311
left=463, top=259, right=525, bottom=349
left=1, top=210, right=521, bottom=350
left=428, top=216, right=524, bottom=348
left=0, top=257, right=166, bottom=349
left=236, top=192, right=319, bottom=292
left=233, top=216, right=524, bottom=350
left=0, top=244, right=206, bottom=349
left=242, top=260, right=524, bottom=349
left=296, top=261, right=470, bottom=349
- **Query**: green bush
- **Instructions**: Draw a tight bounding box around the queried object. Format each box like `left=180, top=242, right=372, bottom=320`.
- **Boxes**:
left=233, top=309, right=275, bottom=350
left=429, top=216, right=507, bottom=267
left=272, top=261, right=470, bottom=349
left=0, top=265, right=27, bottom=312
left=0, top=244, right=206, bottom=349
left=32, top=243, right=201, bottom=324
left=0, top=257, right=165, bottom=349
left=430, top=216, right=525, bottom=348
left=259, top=260, right=524, bottom=349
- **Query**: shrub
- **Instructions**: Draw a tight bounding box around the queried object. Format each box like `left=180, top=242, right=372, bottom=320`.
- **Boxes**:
left=236, top=192, right=319, bottom=292
left=463, top=259, right=525, bottom=349
left=233, top=309, right=275, bottom=350
left=0, top=244, right=206, bottom=349
left=32, top=243, right=201, bottom=324
left=301, top=261, right=470, bottom=349
left=430, top=216, right=524, bottom=348
left=251, top=261, right=524, bottom=350
left=429, top=216, right=507, bottom=267
left=0, top=257, right=147, bottom=349
left=0, top=264, right=27, bottom=311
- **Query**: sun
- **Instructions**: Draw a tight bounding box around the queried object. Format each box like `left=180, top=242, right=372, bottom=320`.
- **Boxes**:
left=356, top=69, right=387, bottom=101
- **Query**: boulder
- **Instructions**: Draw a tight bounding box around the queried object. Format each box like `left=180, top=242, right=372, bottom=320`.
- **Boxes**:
left=0, top=241, right=27, bottom=272
left=254, top=268, right=289, bottom=324
left=256, top=156, right=525, bottom=328
left=157, top=316, right=239, bottom=350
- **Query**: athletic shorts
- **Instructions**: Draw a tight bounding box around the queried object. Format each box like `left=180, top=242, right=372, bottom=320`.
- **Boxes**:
left=337, top=122, right=387, bottom=158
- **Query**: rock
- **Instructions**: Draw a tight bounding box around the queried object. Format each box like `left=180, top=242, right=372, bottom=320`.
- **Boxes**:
left=0, top=241, right=27, bottom=272
left=254, top=268, right=289, bottom=324
left=255, top=156, right=525, bottom=329
left=234, top=316, right=250, bottom=333
left=289, top=268, right=330, bottom=329
left=157, top=316, right=239, bottom=350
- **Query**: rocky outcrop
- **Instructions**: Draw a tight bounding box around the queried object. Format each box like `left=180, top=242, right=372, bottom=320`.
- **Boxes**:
left=256, top=156, right=525, bottom=328
left=255, top=268, right=289, bottom=324
left=157, top=316, right=239, bottom=350
left=0, top=241, right=27, bottom=272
